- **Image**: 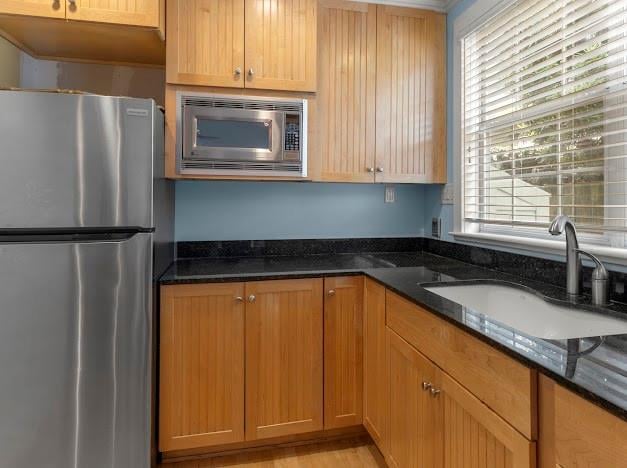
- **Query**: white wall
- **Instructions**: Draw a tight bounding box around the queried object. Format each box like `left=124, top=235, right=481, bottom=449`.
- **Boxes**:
left=20, top=53, right=165, bottom=105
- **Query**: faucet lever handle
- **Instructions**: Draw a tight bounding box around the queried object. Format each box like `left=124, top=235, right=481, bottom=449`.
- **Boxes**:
left=575, top=249, right=610, bottom=306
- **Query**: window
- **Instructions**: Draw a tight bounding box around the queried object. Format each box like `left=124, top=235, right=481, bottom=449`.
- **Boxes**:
left=462, top=0, right=627, bottom=248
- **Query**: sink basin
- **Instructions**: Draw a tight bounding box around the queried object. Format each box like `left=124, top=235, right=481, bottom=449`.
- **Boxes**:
left=424, top=282, right=627, bottom=339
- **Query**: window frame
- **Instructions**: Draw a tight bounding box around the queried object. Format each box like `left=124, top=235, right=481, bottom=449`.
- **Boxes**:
left=452, top=0, right=627, bottom=265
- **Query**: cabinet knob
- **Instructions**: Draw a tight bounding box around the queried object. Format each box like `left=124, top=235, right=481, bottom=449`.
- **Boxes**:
left=376, top=167, right=384, bottom=173
left=234, top=67, right=242, bottom=76
left=248, top=294, right=256, bottom=303
left=366, top=167, right=374, bottom=173
left=422, top=381, right=432, bottom=391
left=235, top=296, right=244, bottom=302
left=327, top=289, right=336, bottom=296
left=248, top=68, right=255, bottom=77
left=430, top=387, right=441, bottom=397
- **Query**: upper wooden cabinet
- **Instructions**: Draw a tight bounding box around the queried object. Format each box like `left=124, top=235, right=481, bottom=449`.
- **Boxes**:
left=159, top=283, right=246, bottom=452
left=245, top=278, right=324, bottom=440
left=166, top=0, right=317, bottom=92
left=166, top=0, right=245, bottom=88
left=244, top=0, right=317, bottom=91
left=323, top=276, right=363, bottom=429
left=539, top=375, right=627, bottom=468
left=0, top=0, right=65, bottom=18
left=375, top=6, right=446, bottom=183
left=316, top=0, right=376, bottom=182
left=66, top=0, right=160, bottom=27
left=0, top=0, right=165, bottom=65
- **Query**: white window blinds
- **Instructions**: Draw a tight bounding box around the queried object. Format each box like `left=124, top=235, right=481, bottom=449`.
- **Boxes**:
left=462, top=0, right=627, bottom=236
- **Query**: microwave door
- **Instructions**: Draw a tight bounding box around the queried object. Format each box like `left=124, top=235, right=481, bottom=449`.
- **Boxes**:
left=183, top=106, right=284, bottom=162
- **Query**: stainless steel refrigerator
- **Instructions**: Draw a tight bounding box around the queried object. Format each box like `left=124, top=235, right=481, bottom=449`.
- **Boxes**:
left=0, top=90, right=174, bottom=467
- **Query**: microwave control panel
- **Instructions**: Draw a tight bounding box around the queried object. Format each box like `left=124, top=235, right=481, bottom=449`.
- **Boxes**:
left=284, top=114, right=301, bottom=156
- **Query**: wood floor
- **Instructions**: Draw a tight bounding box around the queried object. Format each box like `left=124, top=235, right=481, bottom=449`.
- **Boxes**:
left=159, top=437, right=386, bottom=468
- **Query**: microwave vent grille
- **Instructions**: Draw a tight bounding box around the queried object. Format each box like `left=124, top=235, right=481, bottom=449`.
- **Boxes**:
left=181, top=95, right=302, bottom=113
left=181, top=159, right=303, bottom=174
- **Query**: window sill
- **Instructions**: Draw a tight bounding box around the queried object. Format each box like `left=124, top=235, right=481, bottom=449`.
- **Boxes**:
left=450, top=231, right=627, bottom=267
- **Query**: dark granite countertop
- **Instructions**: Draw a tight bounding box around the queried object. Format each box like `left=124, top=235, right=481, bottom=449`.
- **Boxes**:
left=160, top=251, right=627, bottom=422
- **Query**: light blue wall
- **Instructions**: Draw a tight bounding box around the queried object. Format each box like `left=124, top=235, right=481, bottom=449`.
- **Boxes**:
left=176, top=181, right=426, bottom=241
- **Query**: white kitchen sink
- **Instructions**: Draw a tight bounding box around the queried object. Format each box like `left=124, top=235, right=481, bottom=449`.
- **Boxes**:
left=424, top=283, right=627, bottom=339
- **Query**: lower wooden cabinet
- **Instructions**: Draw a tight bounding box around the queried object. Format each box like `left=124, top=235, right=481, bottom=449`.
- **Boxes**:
left=386, top=328, right=535, bottom=468
left=387, top=329, right=441, bottom=468
left=323, top=276, right=364, bottom=429
left=363, top=278, right=389, bottom=450
left=539, top=375, right=627, bottom=468
left=245, top=278, right=324, bottom=440
left=440, top=372, right=535, bottom=468
left=159, top=283, right=246, bottom=452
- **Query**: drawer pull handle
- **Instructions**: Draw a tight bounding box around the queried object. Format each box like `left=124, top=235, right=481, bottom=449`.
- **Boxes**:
left=235, top=296, right=244, bottom=302
left=328, top=289, right=336, bottom=296
left=422, top=381, right=432, bottom=391
left=248, top=294, right=256, bottom=303
left=430, top=388, right=441, bottom=397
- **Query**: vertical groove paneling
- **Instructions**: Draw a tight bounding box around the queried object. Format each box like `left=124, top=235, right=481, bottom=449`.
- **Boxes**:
left=244, top=0, right=316, bottom=91
left=323, top=276, right=364, bottom=429
left=159, top=283, right=245, bottom=452
left=317, top=0, right=376, bottom=182
left=387, top=330, right=441, bottom=468
left=71, top=0, right=158, bottom=26
left=441, top=371, right=533, bottom=468
left=245, top=279, right=323, bottom=441
left=166, top=0, right=245, bottom=87
left=363, top=278, right=389, bottom=451
left=376, top=6, right=446, bottom=183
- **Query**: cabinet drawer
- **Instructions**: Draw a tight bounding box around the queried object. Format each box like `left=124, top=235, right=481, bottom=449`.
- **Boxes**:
left=386, top=291, right=537, bottom=439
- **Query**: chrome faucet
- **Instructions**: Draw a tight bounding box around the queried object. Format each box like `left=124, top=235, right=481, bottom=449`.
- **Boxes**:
left=549, top=215, right=609, bottom=306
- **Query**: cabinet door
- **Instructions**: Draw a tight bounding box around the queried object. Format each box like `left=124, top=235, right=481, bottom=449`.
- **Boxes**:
left=244, top=0, right=317, bottom=92
left=441, top=371, right=535, bottom=468
left=0, top=0, right=64, bottom=18
left=387, top=329, right=442, bottom=468
left=245, top=278, right=323, bottom=440
left=539, top=375, right=627, bottom=468
left=375, top=6, right=446, bottom=183
left=159, top=283, right=245, bottom=452
left=363, top=278, right=388, bottom=451
left=324, top=276, right=363, bottom=429
left=166, top=0, right=245, bottom=87
left=316, top=0, right=376, bottom=182
left=68, top=0, right=159, bottom=26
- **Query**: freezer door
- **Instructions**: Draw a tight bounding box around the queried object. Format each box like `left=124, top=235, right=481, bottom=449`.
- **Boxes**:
left=0, top=234, right=152, bottom=468
left=0, top=91, right=156, bottom=230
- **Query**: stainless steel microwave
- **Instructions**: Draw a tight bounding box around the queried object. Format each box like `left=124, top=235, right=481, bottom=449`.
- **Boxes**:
left=176, top=92, right=307, bottom=177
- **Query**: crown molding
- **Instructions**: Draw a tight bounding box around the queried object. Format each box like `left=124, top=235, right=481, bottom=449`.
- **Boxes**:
left=445, top=0, right=464, bottom=11
left=351, top=0, right=448, bottom=13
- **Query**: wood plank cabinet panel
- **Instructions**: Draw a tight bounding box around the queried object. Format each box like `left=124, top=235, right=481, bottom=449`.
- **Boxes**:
left=166, top=0, right=245, bottom=87
left=245, top=279, right=324, bottom=440
left=68, top=0, right=159, bottom=26
left=244, top=0, right=317, bottom=92
left=441, top=371, right=535, bottom=468
left=386, top=291, right=537, bottom=440
left=0, top=0, right=64, bottom=18
left=539, top=375, right=627, bottom=468
left=387, top=329, right=442, bottom=468
left=363, top=278, right=388, bottom=451
left=323, top=276, right=363, bottom=429
left=159, top=283, right=245, bottom=452
left=316, top=0, right=376, bottom=182
left=375, top=6, right=446, bottom=183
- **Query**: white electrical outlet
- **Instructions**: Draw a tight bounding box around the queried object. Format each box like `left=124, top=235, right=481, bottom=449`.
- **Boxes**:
left=441, top=184, right=454, bottom=205
left=385, top=185, right=395, bottom=203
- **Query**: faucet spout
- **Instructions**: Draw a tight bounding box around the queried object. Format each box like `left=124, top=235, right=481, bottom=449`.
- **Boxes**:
left=548, top=215, right=581, bottom=297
